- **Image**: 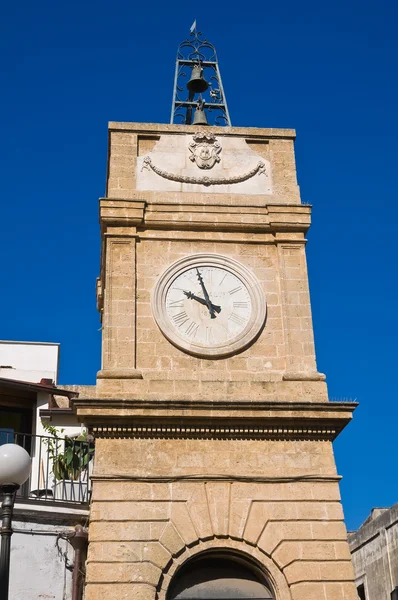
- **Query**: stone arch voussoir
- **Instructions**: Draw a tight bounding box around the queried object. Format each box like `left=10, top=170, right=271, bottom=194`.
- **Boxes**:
left=155, top=537, right=292, bottom=600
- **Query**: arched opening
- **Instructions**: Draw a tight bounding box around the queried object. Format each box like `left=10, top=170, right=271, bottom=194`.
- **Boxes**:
left=167, top=552, right=275, bottom=600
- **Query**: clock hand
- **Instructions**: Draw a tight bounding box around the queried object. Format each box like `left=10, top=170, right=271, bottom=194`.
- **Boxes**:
left=196, top=268, right=216, bottom=319
left=183, top=291, right=221, bottom=314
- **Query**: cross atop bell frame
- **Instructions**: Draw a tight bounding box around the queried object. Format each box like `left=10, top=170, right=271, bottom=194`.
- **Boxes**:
left=170, top=24, right=231, bottom=127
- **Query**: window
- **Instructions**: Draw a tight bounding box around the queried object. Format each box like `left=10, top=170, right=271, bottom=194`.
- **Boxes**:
left=357, top=584, right=366, bottom=600
left=168, top=553, right=275, bottom=600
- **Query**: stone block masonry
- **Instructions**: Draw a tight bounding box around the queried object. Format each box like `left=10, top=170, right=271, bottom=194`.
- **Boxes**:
left=82, top=435, right=358, bottom=600
left=72, top=122, right=358, bottom=600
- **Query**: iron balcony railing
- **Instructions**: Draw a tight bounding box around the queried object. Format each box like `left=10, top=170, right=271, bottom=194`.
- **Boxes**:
left=0, top=430, right=94, bottom=504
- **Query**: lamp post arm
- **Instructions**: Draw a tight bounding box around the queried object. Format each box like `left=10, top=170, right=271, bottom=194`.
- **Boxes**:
left=0, top=484, right=19, bottom=600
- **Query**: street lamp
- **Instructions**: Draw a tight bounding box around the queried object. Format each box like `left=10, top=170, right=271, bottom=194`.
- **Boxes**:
left=0, top=444, right=32, bottom=600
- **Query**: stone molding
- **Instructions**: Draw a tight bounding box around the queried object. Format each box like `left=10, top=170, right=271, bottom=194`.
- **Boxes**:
left=283, top=371, right=326, bottom=381
left=109, top=121, right=297, bottom=140
left=98, top=197, right=312, bottom=232
left=72, top=400, right=357, bottom=441
left=73, top=398, right=357, bottom=413
left=97, top=369, right=143, bottom=380
left=91, top=424, right=338, bottom=441
left=135, top=231, right=303, bottom=244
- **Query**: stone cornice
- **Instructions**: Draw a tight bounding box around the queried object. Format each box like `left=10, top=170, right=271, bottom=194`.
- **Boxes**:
left=99, top=198, right=312, bottom=233
left=72, top=399, right=357, bottom=441
left=73, top=398, right=355, bottom=412
left=109, top=121, right=296, bottom=140
left=90, top=424, right=338, bottom=441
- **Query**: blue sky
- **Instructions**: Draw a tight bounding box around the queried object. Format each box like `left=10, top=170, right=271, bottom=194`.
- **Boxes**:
left=1, top=0, right=397, bottom=530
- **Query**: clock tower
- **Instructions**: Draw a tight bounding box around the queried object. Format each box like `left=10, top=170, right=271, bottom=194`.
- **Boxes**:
left=74, top=27, right=358, bottom=600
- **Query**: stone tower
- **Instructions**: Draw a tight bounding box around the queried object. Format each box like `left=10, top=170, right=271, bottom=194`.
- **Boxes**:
left=74, top=33, right=358, bottom=600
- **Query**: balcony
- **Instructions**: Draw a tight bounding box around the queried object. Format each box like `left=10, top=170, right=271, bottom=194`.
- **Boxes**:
left=0, top=429, right=93, bottom=505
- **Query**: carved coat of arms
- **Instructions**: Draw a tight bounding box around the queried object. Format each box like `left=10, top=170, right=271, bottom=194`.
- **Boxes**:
left=189, top=132, right=222, bottom=170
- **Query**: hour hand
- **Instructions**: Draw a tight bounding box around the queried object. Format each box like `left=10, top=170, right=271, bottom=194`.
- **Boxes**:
left=183, top=291, right=221, bottom=314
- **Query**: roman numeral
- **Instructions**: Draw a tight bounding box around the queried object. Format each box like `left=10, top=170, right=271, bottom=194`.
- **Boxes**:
left=168, top=300, right=184, bottom=308
left=185, top=321, right=200, bottom=338
left=172, top=311, right=189, bottom=327
left=233, top=301, right=249, bottom=309
left=219, top=273, right=228, bottom=286
left=229, top=285, right=243, bottom=295
left=229, top=312, right=247, bottom=327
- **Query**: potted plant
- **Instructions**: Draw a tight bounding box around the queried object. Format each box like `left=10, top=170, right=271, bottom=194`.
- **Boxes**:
left=41, top=422, right=94, bottom=502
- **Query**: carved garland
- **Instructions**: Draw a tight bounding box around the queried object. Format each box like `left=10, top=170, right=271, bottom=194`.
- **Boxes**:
left=142, top=156, right=267, bottom=186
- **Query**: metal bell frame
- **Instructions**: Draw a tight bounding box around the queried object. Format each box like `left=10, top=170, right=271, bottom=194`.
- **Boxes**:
left=170, top=26, right=231, bottom=126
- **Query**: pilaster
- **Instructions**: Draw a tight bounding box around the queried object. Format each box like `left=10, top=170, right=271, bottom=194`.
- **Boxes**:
left=278, top=242, right=317, bottom=376
left=97, top=229, right=141, bottom=380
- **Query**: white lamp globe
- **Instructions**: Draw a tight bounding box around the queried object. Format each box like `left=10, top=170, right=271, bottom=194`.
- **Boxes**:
left=0, top=444, right=32, bottom=486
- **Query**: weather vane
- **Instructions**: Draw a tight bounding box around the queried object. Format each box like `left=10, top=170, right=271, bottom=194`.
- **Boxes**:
left=170, top=21, right=231, bottom=127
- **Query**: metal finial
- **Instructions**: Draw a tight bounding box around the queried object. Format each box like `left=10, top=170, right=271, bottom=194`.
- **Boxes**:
left=170, top=26, right=231, bottom=126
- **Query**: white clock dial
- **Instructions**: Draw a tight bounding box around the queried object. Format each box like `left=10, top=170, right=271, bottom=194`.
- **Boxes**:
left=152, top=254, right=267, bottom=358
left=166, top=266, right=252, bottom=347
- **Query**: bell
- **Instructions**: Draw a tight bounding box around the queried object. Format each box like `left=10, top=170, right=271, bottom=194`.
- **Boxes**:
left=187, top=64, right=209, bottom=94
left=192, top=106, right=208, bottom=126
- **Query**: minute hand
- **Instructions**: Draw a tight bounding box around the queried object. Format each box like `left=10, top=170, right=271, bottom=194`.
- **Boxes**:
left=184, top=291, right=221, bottom=313
left=196, top=268, right=217, bottom=319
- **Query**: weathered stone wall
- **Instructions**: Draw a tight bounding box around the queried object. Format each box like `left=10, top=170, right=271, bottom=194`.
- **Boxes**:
left=135, top=238, right=317, bottom=380
left=349, top=504, right=398, bottom=599
left=76, top=122, right=358, bottom=600
left=96, top=123, right=325, bottom=401
left=84, top=437, right=358, bottom=600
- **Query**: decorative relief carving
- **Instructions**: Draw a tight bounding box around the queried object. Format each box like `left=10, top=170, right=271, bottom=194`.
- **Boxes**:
left=188, top=131, right=222, bottom=169
left=137, top=132, right=273, bottom=194
left=142, top=156, right=267, bottom=186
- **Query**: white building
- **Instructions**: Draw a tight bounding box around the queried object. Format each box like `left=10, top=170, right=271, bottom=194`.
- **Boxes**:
left=0, top=341, right=90, bottom=600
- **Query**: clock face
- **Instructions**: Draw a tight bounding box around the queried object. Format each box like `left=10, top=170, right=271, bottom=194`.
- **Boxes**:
left=152, top=254, right=267, bottom=358
left=166, top=266, right=252, bottom=347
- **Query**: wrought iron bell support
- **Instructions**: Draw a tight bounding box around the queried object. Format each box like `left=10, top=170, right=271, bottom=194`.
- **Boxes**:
left=170, top=25, right=231, bottom=126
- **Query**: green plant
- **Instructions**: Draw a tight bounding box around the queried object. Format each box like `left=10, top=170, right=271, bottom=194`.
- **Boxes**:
left=41, top=422, right=94, bottom=481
